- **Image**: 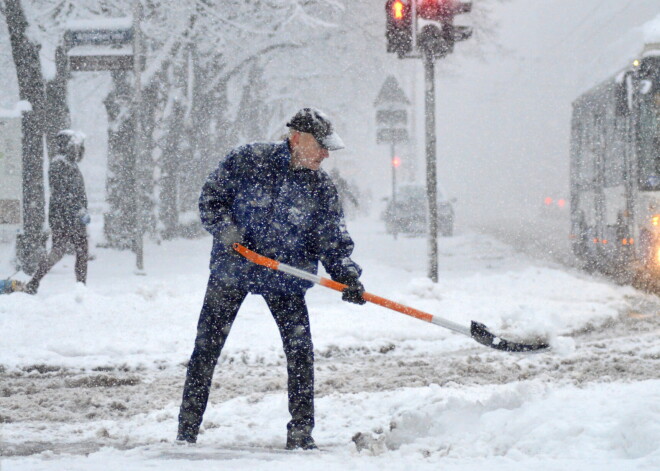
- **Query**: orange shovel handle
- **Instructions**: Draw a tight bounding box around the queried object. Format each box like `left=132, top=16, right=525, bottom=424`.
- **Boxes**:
left=232, top=244, right=550, bottom=353
left=234, top=243, right=435, bottom=325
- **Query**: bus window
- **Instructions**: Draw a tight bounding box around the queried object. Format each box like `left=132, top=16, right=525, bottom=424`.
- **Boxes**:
left=638, top=89, right=660, bottom=190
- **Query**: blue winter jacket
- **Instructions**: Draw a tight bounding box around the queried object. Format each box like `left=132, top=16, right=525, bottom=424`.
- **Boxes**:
left=200, top=140, right=362, bottom=295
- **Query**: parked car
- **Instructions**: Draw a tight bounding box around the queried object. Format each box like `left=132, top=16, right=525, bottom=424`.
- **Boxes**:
left=381, top=184, right=455, bottom=236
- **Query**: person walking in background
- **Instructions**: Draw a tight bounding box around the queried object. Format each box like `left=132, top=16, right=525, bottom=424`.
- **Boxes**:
left=21, top=130, right=90, bottom=295
left=177, top=108, right=367, bottom=450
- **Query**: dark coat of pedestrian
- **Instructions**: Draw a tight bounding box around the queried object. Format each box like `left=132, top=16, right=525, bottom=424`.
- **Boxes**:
left=177, top=108, right=366, bottom=450
left=23, top=130, right=89, bottom=295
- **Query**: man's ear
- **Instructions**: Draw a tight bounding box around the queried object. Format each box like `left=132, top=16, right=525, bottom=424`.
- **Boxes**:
left=289, top=131, right=299, bottom=147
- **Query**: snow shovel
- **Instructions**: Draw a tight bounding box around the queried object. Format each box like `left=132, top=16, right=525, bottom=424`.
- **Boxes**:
left=233, top=244, right=550, bottom=353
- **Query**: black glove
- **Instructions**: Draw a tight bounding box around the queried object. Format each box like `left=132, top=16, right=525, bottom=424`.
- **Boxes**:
left=340, top=278, right=366, bottom=305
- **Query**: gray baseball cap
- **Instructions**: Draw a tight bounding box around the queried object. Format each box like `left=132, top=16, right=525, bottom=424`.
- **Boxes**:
left=286, top=108, right=345, bottom=150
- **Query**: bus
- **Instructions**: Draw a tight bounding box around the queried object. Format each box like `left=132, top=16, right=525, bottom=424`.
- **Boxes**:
left=570, top=43, right=660, bottom=277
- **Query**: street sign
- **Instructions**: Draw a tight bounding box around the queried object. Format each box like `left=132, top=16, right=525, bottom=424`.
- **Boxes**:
left=64, top=28, right=133, bottom=48
left=376, top=109, right=407, bottom=127
left=377, top=128, right=409, bottom=144
left=67, top=49, right=134, bottom=72
left=64, top=18, right=135, bottom=72
left=374, top=75, right=410, bottom=107
left=375, top=76, right=410, bottom=144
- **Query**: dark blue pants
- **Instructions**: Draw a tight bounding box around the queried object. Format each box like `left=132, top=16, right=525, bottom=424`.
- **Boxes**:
left=29, top=227, right=88, bottom=287
left=178, top=277, right=315, bottom=441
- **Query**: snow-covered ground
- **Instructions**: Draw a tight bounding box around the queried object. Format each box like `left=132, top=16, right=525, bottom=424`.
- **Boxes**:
left=1, top=216, right=659, bottom=470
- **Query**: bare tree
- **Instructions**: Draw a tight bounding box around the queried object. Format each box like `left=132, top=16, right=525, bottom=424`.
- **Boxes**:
left=3, top=0, right=48, bottom=273
left=3, top=0, right=504, bottom=250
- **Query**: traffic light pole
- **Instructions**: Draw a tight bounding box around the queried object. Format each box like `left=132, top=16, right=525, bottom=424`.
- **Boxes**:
left=424, top=51, right=439, bottom=282
left=385, top=0, right=473, bottom=283
left=391, top=142, right=398, bottom=239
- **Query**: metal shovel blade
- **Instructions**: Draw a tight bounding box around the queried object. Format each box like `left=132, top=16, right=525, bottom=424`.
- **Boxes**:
left=470, top=321, right=550, bottom=353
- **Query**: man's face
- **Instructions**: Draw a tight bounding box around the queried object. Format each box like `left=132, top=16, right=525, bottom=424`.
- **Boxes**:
left=290, top=132, right=330, bottom=170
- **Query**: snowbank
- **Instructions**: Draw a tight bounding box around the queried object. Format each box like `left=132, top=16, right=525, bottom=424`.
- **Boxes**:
left=1, top=219, right=658, bottom=471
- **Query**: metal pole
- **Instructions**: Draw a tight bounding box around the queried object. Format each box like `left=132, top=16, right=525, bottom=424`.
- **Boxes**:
left=391, top=142, right=398, bottom=240
left=411, top=62, right=418, bottom=179
left=133, top=0, right=144, bottom=271
left=424, top=51, right=438, bottom=282
left=628, top=70, right=640, bottom=260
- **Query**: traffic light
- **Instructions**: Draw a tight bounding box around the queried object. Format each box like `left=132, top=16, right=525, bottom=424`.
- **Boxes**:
left=392, top=156, right=402, bottom=168
left=417, top=23, right=451, bottom=58
left=385, top=1, right=473, bottom=59
left=416, top=0, right=472, bottom=58
left=417, top=0, right=472, bottom=22
left=386, top=0, right=412, bottom=57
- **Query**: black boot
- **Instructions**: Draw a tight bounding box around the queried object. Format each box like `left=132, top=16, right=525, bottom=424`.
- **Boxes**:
left=176, top=433, right=196, bottom=444
left=176, top=422, right=198, bottom=444
left=286, top=430, right=317, bottom=450
left=23, top=280, right=38, bottom=295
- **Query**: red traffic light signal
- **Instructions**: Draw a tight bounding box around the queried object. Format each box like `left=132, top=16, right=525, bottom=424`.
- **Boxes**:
left=392, top=156, right=402, bottom=168
left=386, top=0, right=412, bottom=57
left=392, top=0, right=405, bottom=19
left=418, top=0, right=472, bottom=21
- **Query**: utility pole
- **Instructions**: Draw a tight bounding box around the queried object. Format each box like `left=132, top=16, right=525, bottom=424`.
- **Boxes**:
left=132, top=0, right=145, bottom=272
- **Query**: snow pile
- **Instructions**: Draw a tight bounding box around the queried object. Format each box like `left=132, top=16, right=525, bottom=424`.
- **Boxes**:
left=642, top=13, right=660, bottom=45
left=0, top=100, right=31, bottom=118
left=57, top=129, right=86, bottom=146
left=4, top=379, right=659, bottom=470
left=355, top=381, right=660, bottom=463
left=2, top=220, right=659, bottom=471
left=65, top=17, right=133, bottom=31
